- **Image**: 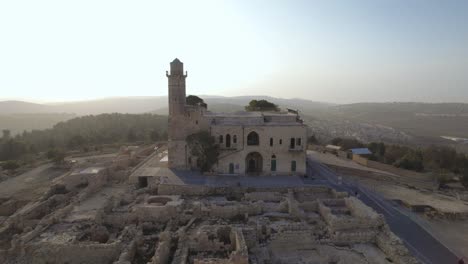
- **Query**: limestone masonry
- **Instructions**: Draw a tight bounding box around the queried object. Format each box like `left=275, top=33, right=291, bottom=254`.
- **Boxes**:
left=167, top=58, right=307, bottom=176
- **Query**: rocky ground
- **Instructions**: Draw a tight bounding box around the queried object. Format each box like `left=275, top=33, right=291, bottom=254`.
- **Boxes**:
left=0, top=145, right=418, bottom=264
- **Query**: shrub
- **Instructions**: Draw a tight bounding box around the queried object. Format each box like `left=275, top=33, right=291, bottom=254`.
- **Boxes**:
left=1, top=160, right=20, bottom=170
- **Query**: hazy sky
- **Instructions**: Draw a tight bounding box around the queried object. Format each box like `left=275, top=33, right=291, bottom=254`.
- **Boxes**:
left=1, top=0, right=467, bottom=103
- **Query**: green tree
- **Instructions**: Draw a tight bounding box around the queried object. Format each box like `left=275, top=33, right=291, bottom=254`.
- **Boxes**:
left=67, top=135, right=86, bottom=149
left=368, top=142, right=386, bottom=157
left=127, top=129, right=137, bottom=142
left=307, top=135, right=318, bottom=144
left=186, top=131, right=219, bottom=172
left=245, top=100, right=279, bottom=112
left=186, top=95, right=207, bottom=107
left=383, top=145, right=410, bottom=165
left=47, top=149, right=57, bottom=160
left=0, top=139, right=28, bottom=161
left=2, top=129, right=11, bottom=140
left=422, top=145, right=457, bottom=172
left=394, top=150, right=424, bottom=171
left=1, top=160, right=20, bottom=170
left=46, top=148, right=65, bottom=164
left=149, top=130, right=160, bottom=141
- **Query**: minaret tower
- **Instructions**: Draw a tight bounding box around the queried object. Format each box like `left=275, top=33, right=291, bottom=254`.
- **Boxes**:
left=166, top=58, right=187, bottom=117
left=166, top=58, right=188, bottom=169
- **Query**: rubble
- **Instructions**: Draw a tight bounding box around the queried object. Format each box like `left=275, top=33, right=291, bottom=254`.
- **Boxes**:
left=0, top=149, right=419, bottom=264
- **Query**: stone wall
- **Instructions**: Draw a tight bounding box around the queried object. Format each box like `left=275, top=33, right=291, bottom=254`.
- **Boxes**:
left=375, top=226, right=419, bottom=264
left=24, top=241, right=122, bottom=264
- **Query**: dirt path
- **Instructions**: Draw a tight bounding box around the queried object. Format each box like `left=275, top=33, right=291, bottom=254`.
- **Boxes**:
left=0, top=163, right=68, bottom=201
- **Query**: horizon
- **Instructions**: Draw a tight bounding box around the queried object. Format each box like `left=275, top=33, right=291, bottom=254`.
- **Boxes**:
left=1, top=1, right=468, bottom=103
left=3, top=94, right=468, bottom=106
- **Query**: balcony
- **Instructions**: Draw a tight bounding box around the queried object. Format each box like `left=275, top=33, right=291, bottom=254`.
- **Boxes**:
left=289, top=145, right=304, bottom=152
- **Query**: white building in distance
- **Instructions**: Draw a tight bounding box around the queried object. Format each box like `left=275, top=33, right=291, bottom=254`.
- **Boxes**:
left=167, top=58, right=307, bottom=176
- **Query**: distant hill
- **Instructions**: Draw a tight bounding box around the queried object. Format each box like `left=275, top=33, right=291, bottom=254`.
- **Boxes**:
left=151, top=96, right=333, bottom=115
left=331, top=102, right=468, bottom=139
left=0, top=96, right=331, bottom=135
left=0, top=101, right=55, bottom=114
left=0, top=96, right=332, bottom=116
left=2, top=98, right=468, bottom=150
left=0, top=113, right=76, bottom=135
left=48, top=96, right=168, bottom=115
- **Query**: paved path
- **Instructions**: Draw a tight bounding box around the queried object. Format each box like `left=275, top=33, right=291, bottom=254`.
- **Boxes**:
left=307, top=154, right=460, bottom=264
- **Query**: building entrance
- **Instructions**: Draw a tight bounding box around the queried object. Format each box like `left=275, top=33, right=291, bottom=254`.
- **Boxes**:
left=245, top=152, right=263, bottom=175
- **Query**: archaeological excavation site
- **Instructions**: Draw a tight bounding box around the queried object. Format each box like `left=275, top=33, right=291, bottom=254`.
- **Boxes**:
left=0, top=145, right=419, bottom=264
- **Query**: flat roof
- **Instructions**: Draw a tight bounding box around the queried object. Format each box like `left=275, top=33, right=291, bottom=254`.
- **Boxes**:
left=205, top=111, right=303, bottom=126
left=350, top=148, right=372, bottom=155
left=204, top=111, right=297, bottom=117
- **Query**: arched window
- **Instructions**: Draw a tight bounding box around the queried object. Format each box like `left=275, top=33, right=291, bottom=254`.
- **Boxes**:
left=270, top=137, right=273, bottom=146
left=297, top=138, right=301, bottom=146
left=279, top=139, right=282, bottom=145
left=219, top=135, right=223, bottom=144
left=229, top=163, right=234, bottom=174
left=233, top=135, right=237, bottom=144
left=247, top=131, right=259, bottom=146
left=291, top=160, right=297, bottom=172
left=226, top=134, right=231, bottom=148
left=271, top=155, right=277, bottom=172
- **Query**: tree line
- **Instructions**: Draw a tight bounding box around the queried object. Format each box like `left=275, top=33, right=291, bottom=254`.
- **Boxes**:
left=0, top=113, right=168, bottom=167
left=329, top=137, right=468, bottom=186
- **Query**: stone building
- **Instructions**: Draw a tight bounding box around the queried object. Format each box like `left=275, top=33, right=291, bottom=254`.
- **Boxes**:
left=167, top=58, right=307, bottom=176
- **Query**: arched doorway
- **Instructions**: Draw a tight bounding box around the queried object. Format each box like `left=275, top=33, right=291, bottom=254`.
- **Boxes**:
left=245, top=152, right=263, bottom=175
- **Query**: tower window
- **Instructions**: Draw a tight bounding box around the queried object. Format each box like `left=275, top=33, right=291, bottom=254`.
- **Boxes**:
left=279, top=139, right=282, bottom=145
left=270, top=138, right=273, bottom=146
left=297, top=138, right=301, bottom=146
left=219, top=135, right=223, bottom=143
left=233, top=135, right=237, bottom=144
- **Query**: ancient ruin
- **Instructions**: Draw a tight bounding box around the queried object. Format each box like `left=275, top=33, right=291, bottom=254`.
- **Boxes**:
left=0, top=144, right=418, bottom=264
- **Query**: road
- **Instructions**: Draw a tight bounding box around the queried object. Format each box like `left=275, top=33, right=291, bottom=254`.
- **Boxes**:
left=306, top=154, right=460, bottom=264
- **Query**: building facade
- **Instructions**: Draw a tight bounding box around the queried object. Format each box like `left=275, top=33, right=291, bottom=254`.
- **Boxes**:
left=167, top=58, right=307, bottom=176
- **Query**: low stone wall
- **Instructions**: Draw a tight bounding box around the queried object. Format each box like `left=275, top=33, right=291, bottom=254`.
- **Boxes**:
left=205, top=202, right=263, bottom=219
left=329, top=229, right=378, bottom=244
left=24, top=241, right=122, bottom=264
left=229, top=228, right=248, bottom=264
left=345, top=197, right=382, bottom=221
left=375, top=226, right=419, bottom=264
left=158, top=184, right=334, bottom=198
left=134, top=204, right=179, bottom=222
left=318, top=198, right=383, bottom=231
left=244, top=192, right=282, bottom=202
